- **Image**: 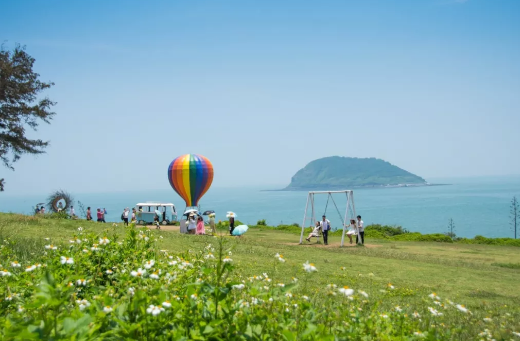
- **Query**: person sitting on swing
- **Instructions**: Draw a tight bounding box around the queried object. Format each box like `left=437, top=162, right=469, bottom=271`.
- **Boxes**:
left=344, top=219, right=358, bottom=244
left=305, top=221, right=322, bottom=242
left=320, top=215, right=331, bottom=245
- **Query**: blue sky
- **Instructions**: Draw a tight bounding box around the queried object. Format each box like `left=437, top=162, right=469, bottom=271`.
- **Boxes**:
left=1, top=0, right=519, bottom=194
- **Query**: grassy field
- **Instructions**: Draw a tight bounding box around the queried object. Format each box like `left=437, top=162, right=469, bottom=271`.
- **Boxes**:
left=1, top=213, right=520, bottom=339
left=3, top=213, right=519, bottom=306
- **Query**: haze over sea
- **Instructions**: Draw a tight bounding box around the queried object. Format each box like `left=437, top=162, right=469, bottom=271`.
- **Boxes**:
left=1, top=176, right=519, bottom=239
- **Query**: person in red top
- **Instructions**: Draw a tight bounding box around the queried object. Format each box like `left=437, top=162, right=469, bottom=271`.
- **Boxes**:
left=86, top=207, right=92, bottom=221
left=96, top=208, right=103, bottom=222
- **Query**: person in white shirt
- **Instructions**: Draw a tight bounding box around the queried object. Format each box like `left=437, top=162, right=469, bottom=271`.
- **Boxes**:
left=187, top=214, right=197, bottom=234
left=123, top=208, right=129, bottom=226
left=319, top=215, right=331, bottom=245
left=356, top=215, right=364, bottom=245
left=69, top=206, right=75, bottom=217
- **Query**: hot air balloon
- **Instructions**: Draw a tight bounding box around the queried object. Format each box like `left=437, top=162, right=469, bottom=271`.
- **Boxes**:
left=167, top=154, right=214, bottom=208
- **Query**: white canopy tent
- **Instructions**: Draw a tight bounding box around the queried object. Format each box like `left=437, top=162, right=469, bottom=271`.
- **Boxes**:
left=299, top=190, right=357, bottom=247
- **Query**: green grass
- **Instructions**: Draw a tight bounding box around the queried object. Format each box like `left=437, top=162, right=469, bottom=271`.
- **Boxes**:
left=2, top=213, right=520, bottom=306
left=2, top=213, right=520, bottom=339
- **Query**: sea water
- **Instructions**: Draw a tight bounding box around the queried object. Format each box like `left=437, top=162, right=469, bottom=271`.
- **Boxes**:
left=1, top=176, right=519, bottom=238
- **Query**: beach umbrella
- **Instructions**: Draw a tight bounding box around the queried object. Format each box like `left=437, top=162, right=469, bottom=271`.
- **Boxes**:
left=167, top=154, right=214, bottom=208
left=232, top=225, right=249, bottom=236
left=226, top=211, right=237, bottom=218
left=202, top=210, right=214, bottom=216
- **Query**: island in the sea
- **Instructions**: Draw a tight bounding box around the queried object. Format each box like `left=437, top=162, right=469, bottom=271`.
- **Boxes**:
left=284, top=156, right=431, bottom=190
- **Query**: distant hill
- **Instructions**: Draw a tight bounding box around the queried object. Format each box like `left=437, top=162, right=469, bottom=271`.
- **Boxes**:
left=285, top=157, right=426, bottom=190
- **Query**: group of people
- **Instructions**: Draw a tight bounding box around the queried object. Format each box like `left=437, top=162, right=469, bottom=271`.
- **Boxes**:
left=186, top=212, right=216, bottom=235
left=305, top=214, right=364, bottom=245
left=120, top=207, right=137, bottom=226
left=86, top=207, right=108, bottom=223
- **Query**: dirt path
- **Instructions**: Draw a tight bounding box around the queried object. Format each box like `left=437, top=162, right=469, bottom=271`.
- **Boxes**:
left=284, top=241, right=382, bottom=248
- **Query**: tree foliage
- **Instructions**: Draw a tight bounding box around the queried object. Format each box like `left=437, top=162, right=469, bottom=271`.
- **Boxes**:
left=0, top=45, right=56, bottom=191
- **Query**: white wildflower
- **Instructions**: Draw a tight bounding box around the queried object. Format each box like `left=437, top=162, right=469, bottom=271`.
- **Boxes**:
left=456, top=304, right=469, bottom=313
left=146, top=304, right=164, bottom=316
left=232, top=284, right=245, bottom=290
left=359, top=290, right=369, bottom=298
left=223, top=256, right=233, bottom=263
left=303, top=261, right=317, bottom=272
left=45, top=244, right=57, bottom=250
left=144, top=260, right=155, bottom=269
left=76, top=299, right=91, bottom=311
left=76, top=279, right=87, bottom=286
left=338, top=286, right=354, bottom=297
left=103, top=306, right=113, bottom=313
left=131, top=268, right=146, bottom=277
left=275, top=253, right=285, bottom=262
left=11, top=261, right=21, bottom=268
left=99, top=237, right=110, bottom=245
left=428, top=293, right=440, bottom=300
left=128, top=287, right=135, bottom=296
left=395, top=306, right=402, bottom=312
left=60, top=256, right=74, bottom=265
left=162, top=301, right=172, bottom=308
left=150, top=271, right=160, bottom=279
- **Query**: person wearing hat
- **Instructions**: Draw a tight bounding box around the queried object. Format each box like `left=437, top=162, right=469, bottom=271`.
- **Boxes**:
left=187, top=213, right=197, bottom=234
left=209, top=213, right=216, bottom=235
left=319, top=215, right=331, bottom=245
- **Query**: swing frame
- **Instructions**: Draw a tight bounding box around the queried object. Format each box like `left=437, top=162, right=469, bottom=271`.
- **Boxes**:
left=299, top=190, right=357, bottom=247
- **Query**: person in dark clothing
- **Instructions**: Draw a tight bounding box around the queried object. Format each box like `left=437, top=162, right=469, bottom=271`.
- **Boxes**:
left=356, top=215, right=365, bottom=245
left=229, top=217, right=235, bottom=235
left=319, top=215, right=331, bottom=245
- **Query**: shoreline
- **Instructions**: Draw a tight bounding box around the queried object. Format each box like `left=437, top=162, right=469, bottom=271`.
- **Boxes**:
left=262, top=183, right=452, bottom=192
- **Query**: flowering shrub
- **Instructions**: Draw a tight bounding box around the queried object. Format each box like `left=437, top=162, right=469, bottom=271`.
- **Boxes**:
left=1, top=225, right=519, bottom=340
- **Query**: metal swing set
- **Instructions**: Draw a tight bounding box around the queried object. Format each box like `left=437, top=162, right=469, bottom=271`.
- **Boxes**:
left=299, top=190, right=357, bottom=247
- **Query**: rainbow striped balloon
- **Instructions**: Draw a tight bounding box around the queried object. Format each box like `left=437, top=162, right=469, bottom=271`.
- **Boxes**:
left=167, top=154, right=214, bottom=207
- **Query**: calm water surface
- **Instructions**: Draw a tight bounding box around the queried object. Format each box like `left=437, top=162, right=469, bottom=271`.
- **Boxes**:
left=1, top=176, right=519, bottom=238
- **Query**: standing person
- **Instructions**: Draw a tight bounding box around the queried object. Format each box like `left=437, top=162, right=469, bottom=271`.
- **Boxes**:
left=122, top=208, right=129, bottom=226
left=154, top=208, right=161, bottom=229
left=209, top=213, right=216, bottom=235
left=96, top=208, right=102, bottom=222
left=86, top=207, right=92, bottom=221
left=35, top=206, right=40, bottom=214
left=40, top=206, right=45, bottom=214
left=102, top=208, right=107, bottom=223
left=57, top=202, right=63, bottom=212
left=229, top=217, right=235, bottom=236
left=320, top=215, right=331, bottom=245
left=187, top=214, right=197, bottom=234
left=356, top=215, right=365, bottom=245
left=131, top=208, right=136, bottom=224
left=196, top=216, right=205, bottom=235
left=69, top=206, right=75, bottom=218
